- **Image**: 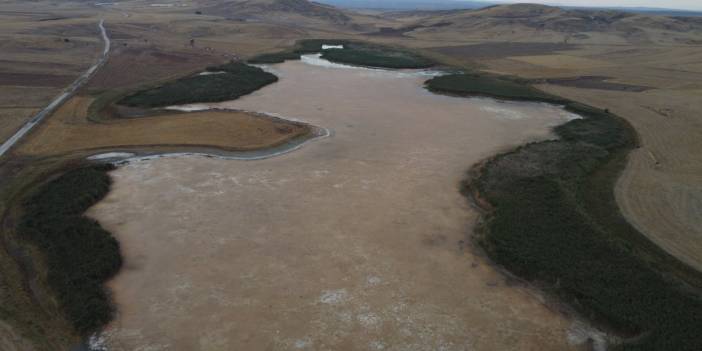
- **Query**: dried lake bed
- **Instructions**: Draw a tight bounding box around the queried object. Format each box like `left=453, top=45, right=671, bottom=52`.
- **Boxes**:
left=88, top=56, right=586, bottom=350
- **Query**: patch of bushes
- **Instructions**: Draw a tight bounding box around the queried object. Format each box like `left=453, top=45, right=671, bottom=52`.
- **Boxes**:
left=247, top=39, right=352, bottom=64
left=295, top=39, right=352, bottom=53
left=118, top=62, right=278, bottom=108
left=426, top=73, right=567, bottom=104
left=460, top=77, right=702, bottom=349
left=18, top=164, right=122, bottom=335
left=248, top=39, right=434, bottom=69
left=320, top=46, right=433, bottom=69
left=248, top=51, right=302, bottom=64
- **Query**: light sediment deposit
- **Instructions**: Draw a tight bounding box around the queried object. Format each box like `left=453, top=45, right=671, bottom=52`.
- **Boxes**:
left=89, top=57, right=585, bottom=350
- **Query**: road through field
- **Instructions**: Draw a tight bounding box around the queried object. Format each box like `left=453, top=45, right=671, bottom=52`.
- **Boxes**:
left=0, top=19, right=110, bottom=158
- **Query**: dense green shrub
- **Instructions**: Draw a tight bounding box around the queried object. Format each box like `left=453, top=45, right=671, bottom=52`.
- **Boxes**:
left=118, top=62, right=278, bottom=108
left=464, top=85, right=702, bottom=349
left=248, top=39, right=434, bottom=69
left=248, top=51, right=301, bottom=64
left=295, top=39, right=353, bottom=54
left=426, top=73, right=567, bottom=103
left=320, top=47, right=433, bottom=69
left=19, top=164, right=122, bottom=335
left=558, top=103, right=635, bottom=150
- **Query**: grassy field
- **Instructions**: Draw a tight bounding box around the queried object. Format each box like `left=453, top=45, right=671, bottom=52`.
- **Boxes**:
left=118, top=62, right=278, bottom=108
left=453, top=74, right=702, bottom=349
left=18, top=163, right=121, bottom=335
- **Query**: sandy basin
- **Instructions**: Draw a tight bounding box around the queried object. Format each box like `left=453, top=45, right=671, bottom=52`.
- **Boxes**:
left=88, top=56, right=585, bottom=350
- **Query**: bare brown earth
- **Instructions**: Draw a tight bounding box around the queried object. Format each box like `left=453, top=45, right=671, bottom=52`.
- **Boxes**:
left=16, top=96, right=310, bottom=156
left=85, top=46, right=224, bottom=91
left=429, top=42, right=576, bottom=60
left=536, top=76, right=651, bottom=92
left=91, top=59, right=585, bottom=350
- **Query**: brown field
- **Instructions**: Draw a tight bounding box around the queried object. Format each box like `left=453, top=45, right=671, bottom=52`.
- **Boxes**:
left=0, top=108, right=38, bottom=144
left=0, top=86, right=60, bottom=141
left=85, top=46, right=223, bottom=91
left=535, top=76, right=651, bottom=92
left=0, top=73, right=75, bottom=87
left=429, top=42, right=576, bottom=60
left=16, top=96, right=311, bottom=156
left=0, top=6, right=101, bottom=144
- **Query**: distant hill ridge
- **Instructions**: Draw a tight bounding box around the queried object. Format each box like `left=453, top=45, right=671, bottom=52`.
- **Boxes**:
left=201, top=0, right=352, bottom=25
left=196, top=1, right=702, bottom=44
left=391, top=3, right=702, bottom=44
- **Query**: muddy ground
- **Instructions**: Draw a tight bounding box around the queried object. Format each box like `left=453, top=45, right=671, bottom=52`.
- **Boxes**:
left=90, top=58, right=585, bottom=351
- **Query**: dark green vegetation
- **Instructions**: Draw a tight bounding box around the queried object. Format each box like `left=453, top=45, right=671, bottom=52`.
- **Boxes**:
left=249, top=39, right=434, bottom=69
left=426, top=73, right=566, bottom=103
left=319, top=44, right=433, bottom=69
left=247, top=51, right=301, bottom=64
left=456, top=75, right=702, bottom=349
left=118, top=62, right=278, bottom=108
left=18, top=163, right=122, bottom=335
left=248, top=39, right=352, bottom=64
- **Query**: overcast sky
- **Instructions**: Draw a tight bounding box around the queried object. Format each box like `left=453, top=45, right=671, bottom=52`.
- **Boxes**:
left=489, top=0, right=702, bottom=11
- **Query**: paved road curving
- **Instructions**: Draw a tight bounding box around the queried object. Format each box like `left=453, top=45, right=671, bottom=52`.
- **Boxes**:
left=0, top=19, right=110, bottom=158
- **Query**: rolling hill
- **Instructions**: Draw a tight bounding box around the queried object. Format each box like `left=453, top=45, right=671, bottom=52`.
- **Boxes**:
left=197, top=0, right=357, bottom=28
left=382, top=3, right=702, bottom=44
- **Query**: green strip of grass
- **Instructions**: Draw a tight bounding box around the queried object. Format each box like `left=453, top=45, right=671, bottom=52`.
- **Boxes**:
left=248, top=39, right=434, bottom=69
left=118, top=62, right=278, bottom=108
left=18, top=164, right=122, bottom=335
left=426, top=73, right=567, bottom=104
left=451, top=74, right=702, bottom=349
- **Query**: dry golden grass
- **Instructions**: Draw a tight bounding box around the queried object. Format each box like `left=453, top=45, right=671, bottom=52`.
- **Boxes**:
left=17, top=96, right=310, bottom=156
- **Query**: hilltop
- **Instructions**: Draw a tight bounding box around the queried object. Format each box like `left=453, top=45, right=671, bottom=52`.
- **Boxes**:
left=197, top=0, right=357, bottom=27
